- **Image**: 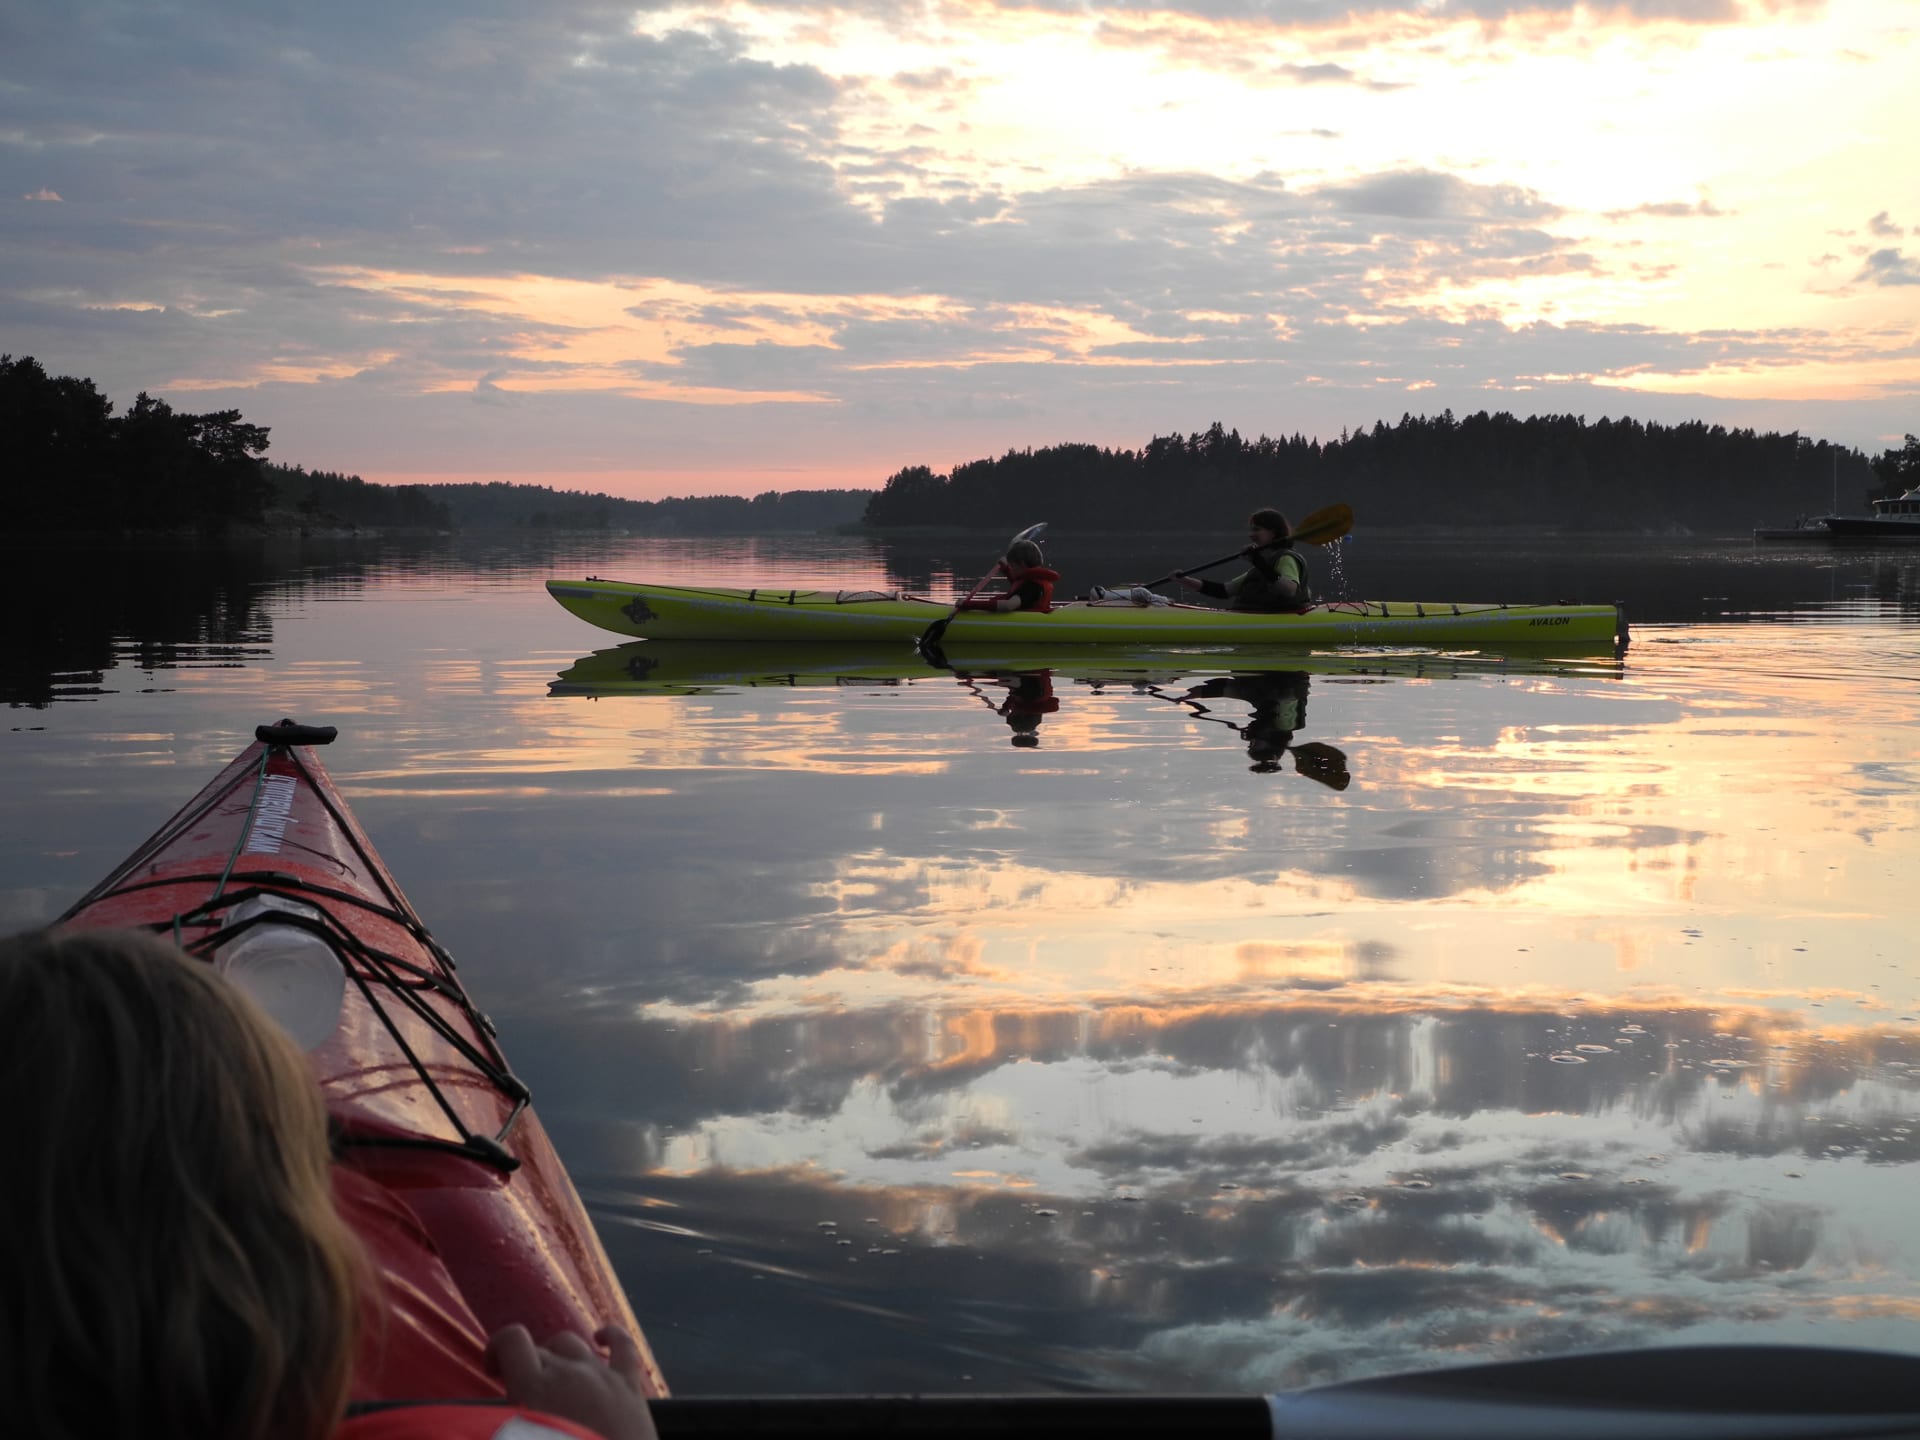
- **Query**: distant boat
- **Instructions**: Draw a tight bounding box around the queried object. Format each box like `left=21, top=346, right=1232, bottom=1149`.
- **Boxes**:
left=1752, top=514, right=1835, bottom=543
left=1821, top=486, right=1920, bottom=542
left=1760, top=489, right=1920, bottom=543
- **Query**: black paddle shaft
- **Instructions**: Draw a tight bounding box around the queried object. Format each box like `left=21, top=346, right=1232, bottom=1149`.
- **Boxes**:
left=1141, top=547, right=1246, bottom=589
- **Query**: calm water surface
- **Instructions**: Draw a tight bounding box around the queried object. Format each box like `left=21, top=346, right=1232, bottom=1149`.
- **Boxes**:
left=4, top=532, right=1920, bottom=1394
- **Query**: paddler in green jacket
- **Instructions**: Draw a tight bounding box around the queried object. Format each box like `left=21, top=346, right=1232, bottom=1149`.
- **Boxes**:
left=1173, top=508, right=1312, bottom=612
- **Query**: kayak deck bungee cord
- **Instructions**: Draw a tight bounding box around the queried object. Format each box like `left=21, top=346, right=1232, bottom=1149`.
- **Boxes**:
left=57, top=720, right=668, bottom=1401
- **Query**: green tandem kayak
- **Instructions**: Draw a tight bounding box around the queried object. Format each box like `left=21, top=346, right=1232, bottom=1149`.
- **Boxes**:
left=545, top=578, right=1628, bottom=649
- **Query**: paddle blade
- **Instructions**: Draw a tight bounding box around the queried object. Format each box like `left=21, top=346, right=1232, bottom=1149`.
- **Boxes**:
left=1288, top=503, right=1353, bottom=547
left=1290, top=741, right=1351, bottom=790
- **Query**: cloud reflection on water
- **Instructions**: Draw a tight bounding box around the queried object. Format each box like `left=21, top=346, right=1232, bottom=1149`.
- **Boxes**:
left=524, top=988, right=1920, bottom=1393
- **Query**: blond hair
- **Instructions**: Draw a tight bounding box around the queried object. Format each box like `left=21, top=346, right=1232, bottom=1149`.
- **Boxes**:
left=0, top=926, right=362, bottom=1440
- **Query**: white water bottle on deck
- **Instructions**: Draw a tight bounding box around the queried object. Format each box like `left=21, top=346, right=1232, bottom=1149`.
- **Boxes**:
left=212, top=893, right=348, bottom=1051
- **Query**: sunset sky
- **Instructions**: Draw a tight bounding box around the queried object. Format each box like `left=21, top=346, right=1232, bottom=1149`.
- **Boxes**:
left=5, top=0, right=1918, bottom=499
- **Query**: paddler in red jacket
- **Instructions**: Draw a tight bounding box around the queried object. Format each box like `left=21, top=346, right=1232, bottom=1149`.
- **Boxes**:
left=955, top=537, right=1059, bottom=613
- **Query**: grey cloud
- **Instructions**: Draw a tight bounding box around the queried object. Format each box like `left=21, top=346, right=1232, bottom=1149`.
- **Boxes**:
left=1858, top=249, right=1920, bottom=287
left=1605, top=198, right=1728, bottom=220
left=651, top=0, right=1755, bottom=29
left=1093, top=21, right=1405, bottom=89
left=471, top=371, right=515, bottom=405
left=1285, top=61, right=1357, bottom=82
left=729, top=0, right=1762, bottom=26
left=1312, top=170, right=1561, bottom=223
left=1276, top=61, right=1408, bottom=91
left=888, top=66, right=971, bottom=94
left=1868, top=210, right=1903, bottom=237
left=2, top=6, right=858, bottom=279
left=1428, top=0, right=1744, bottom=15
left=634, top=341, right=844, bottom=391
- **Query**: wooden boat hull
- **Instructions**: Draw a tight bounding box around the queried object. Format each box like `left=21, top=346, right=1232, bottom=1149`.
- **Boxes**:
left=547, top=579, right=1627, bottom=648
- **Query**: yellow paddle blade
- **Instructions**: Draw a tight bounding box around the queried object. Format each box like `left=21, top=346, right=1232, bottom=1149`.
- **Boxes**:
left=1288, top=503, right=1354, bottom=546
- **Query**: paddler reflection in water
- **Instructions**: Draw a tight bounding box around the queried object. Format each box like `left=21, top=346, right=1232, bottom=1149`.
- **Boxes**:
left=1176, top=671, right=1352, bottom=786
left=995, top=670, right=1058, bottom=748
left=0, top=926, right=658, bottom=1440
left=951, top=668, right=1059, bottom=747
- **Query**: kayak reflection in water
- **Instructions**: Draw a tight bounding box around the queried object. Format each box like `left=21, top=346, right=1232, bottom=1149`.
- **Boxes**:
left=1171, top=671, right=1352, bottom=786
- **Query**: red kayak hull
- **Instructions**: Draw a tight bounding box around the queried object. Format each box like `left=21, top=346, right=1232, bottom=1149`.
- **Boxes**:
left=59, top=726, right=667, bottom=1399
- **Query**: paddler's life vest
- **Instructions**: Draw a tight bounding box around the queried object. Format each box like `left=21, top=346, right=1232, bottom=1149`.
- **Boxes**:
left=339, top=1401, right=605, bottom=1439
left=1201, top=545, right=1309, bottom=613
left=1002, top=562, right=1059, bottom=613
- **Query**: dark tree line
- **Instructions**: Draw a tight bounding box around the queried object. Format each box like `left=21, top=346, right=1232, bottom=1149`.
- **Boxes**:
left=1873, top=434, right=1920, bottom=494
left=2, top=355, right=869, bottom=535
left=263, top=462, right=452, bottom=530
left=862, top=414, right=1905, bottom=533
left=4, top=354, right=276, bottom=532
left=418, top=481, right=870, bottom=533
left=2, top=543, right=283, bottom=708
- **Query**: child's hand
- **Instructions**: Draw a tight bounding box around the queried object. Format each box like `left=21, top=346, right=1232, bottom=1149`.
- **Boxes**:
left=486, top=1324, right=658, bottom=1440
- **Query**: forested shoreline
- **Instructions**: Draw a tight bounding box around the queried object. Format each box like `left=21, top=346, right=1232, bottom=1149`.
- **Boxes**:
left=860, top=417, right=1918, bottom=534
left=8, top=353, right=1914, bottom=538
left=418, top=481, right=868, bottom=534
left=2, top=355, right=867, bottom=535
left=5, top=354, right=277, bottom=533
